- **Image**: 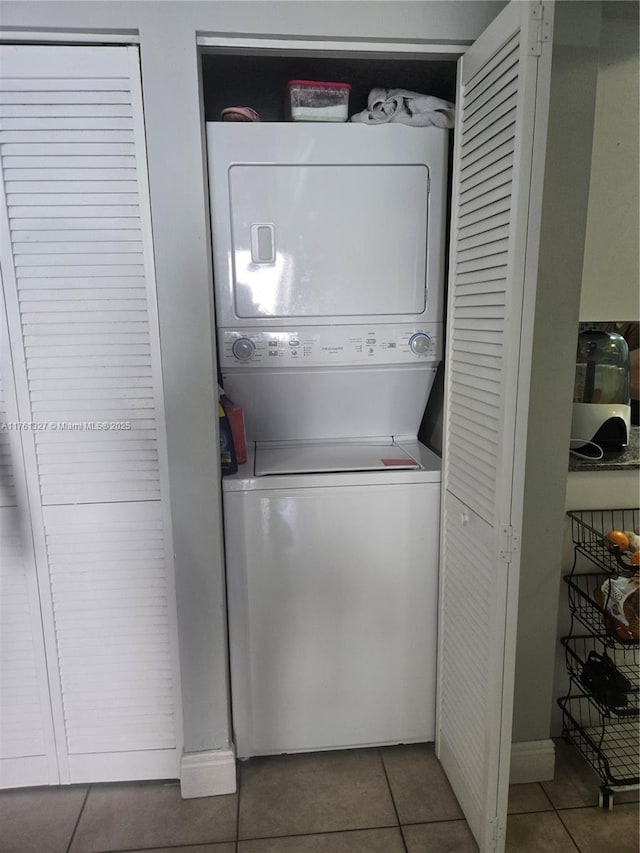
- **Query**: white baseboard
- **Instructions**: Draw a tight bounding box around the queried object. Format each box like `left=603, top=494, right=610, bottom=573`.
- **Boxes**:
left=510, top=739, right=556, bottom=784
left=180, top=748, right=237, bottom=798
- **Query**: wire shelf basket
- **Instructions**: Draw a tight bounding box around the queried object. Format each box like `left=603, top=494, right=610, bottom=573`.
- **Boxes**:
left=561, top=635, right=639, bottom=715
left=564, top=572, right=640, bottom=647
left=568, top=508, right=639, bottom=576
left=559, top=694, right=640, bottom=788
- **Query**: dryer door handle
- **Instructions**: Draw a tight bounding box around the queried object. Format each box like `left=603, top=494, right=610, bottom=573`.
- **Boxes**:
left=250, top=223, right=276, bottom=264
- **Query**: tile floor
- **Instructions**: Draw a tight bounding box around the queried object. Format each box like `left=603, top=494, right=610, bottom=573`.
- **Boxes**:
left=1, top=739, right=638, bottom=853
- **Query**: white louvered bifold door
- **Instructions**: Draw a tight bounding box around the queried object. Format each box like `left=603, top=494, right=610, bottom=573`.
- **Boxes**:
left=437, top=3, right=553, bottom=851
left=0, top=290, right=58, bottom=788
left=0, top=44, right=182, bottom=785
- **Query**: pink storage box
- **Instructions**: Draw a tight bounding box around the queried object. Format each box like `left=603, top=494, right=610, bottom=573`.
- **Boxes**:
left=287, top=80, right=351, bottom=122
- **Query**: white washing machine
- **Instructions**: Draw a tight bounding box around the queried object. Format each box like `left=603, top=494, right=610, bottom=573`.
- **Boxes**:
left=223, top=439, right=440, bottom=759
left=207, top=122, right=448, bottom=758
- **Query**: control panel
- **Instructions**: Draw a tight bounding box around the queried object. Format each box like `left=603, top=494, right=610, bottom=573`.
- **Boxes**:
left=219, top=324, right=441, bottom=368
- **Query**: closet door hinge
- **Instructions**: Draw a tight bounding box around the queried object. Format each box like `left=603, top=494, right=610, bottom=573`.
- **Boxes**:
left=500, top=525, right=519, bottom=564
left=529, top=4, right=551, bottom=56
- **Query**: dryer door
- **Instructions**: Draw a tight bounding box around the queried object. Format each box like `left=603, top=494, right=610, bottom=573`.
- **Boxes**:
left=228, top=162, right=428, bottom=319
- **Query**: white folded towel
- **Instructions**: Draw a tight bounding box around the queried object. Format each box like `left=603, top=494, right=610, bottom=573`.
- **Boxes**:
left=351, top=88, right=455, bottom=128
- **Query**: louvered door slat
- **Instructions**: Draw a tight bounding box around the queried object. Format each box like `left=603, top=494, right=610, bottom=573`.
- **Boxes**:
left=0, top=44, right=180, bottom=785
left=1, top=118, right=134, bottom=131
left=4, top=156, right=138, bottom=169
left=14, top=229, right=141, bottom=242
left=8, top=170, right=137, bottom=181
left=0, top=80, right=129, bottom=92
left=0, top=105, right=134, bottom=118
left=14, top=220, right=141, bottom=233
left=1, top=132, right=135, bottom=145
left=0, top=93, right=133, bottom=105
left=11, top=204, right=139, bottom=218
left=4, top=144, right=135, bottom=156
left=9, top=182, right=139, bottom=193
left=16, top=244, right=143, bottom=258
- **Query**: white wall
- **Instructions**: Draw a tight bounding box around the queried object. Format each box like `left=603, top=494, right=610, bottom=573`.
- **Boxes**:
left=580, top=12, right=640, bottom=320
left=1, top=0, right=506, bottom=773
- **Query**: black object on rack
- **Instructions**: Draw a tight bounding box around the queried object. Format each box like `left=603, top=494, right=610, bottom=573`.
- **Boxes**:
left=558, top=508, right=639, bottom=811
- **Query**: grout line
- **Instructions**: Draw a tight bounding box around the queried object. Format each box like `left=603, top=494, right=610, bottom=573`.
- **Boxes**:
left=65, top=783, right=91, bottom=853
left=537, top=781, right=557, bottom=812
left=554, top=808, right=585, bottom=853
left=235, top=824, right=402, bottom=845
left=400, top=816, right=474, bottom=827
left=377, top=747, right=409, bottom=853
left=95, top=843, right=235, bottom=853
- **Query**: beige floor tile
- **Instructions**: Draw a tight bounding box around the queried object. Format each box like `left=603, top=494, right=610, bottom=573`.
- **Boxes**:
left=558, top=803, right=640, bottom=853
left=68, top=780, right=237, bottom=853
left=0, top=785, right=88, bottom=853
left=403, top=820, right=479, bottom=852
left=508, top=782, right=553, bottom=814
left=541, top=739, right=603, bottom=809
left=506, top=812, right=579, bottom=852
left=540, top=738, right=640, bottom=809
left=542, top=739, right=639, bottom=809
left=380, top=743, right=463, bottom=824
left=237, top=749, right=397, bottom=840
left=238, top=827, right=405, bottom=852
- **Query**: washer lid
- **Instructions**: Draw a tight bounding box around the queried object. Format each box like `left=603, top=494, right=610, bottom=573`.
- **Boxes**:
left=254, top=439, right=421, bottom=476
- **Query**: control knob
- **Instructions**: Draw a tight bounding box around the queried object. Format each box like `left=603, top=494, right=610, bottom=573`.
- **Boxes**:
left=232, top=337, right=256, bottom=361
left=409, top=332, right=432, bottom=356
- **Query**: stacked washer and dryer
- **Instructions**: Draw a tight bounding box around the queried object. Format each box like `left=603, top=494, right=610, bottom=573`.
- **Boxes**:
left=207, top=122, right=448, bottom=759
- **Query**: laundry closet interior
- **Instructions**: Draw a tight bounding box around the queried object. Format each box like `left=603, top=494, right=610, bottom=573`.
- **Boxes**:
left=201, top=45, right=459, bottom=759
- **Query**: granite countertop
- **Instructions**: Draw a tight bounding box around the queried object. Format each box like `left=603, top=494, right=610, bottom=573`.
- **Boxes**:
left=569, top=424, right=640, bottom=472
